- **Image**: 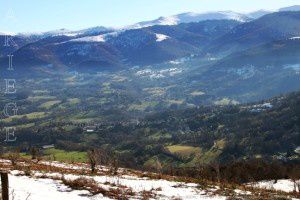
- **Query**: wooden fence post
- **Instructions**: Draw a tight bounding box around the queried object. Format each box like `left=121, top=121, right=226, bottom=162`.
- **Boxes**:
left=1, top=172, right=9, bottom=200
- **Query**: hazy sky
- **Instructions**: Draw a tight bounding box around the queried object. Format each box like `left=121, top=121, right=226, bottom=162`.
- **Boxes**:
left=0, top=0, right=299, bottom=33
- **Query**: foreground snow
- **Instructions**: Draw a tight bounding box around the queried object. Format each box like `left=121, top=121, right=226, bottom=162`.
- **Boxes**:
left=6, top=170, right=226, bottom=200
left=252, top=179, right=300, bottom=193
left=1, top=159, right=299, bottom=200
left=8, top=174, right=108, bottom=200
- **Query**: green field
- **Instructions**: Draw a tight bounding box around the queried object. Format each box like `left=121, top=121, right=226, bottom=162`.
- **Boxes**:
left=2, top=112, right=47, bottom=123
left=166, top=145, right=201, bottom=157
left=128, top=101, right=158, bottom=111
left=27, top=95, right=56, bottom=102
left=39, top=100, right=61, bottom=109
left=68, top=98, right=81, bottom=105
left=43, top=148, right=88, bottom=163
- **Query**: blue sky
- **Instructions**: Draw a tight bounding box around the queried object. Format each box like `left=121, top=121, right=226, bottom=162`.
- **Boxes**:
left=0, top=0, right=299, bottom=33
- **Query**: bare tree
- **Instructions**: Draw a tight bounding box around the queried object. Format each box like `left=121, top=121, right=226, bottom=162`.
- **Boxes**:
left=29, top=146, right=38, bottom=160
left=155, top=157, right=162, bottom=175
left=211, top=162, right=221, bottom=183
left=109, top=154, right=119, bottom=175
left=8, top=149, right=20, bottom=167
left=289, top=167, right=300, bottom=194
left=87, top=149, right=99, bottom=174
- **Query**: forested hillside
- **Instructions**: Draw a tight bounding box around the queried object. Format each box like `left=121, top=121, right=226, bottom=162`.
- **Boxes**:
left=1, top=90, right=299, bottom=171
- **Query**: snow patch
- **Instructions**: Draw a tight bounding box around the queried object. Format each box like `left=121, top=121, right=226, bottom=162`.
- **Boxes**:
left=249, top=102, right=273, bottom=112
left=70, top=32, right=119, bottom=43
left=155, top=33, right=169, bottom=42
left=7, top=174, right=108, bottom=200
left=157, top=16, right=179, bottom=25
left=71, top=35, right=106, bottom=42
left=289, top=36, right=300, bottom=40
left=252, top=179, right=300, bottom=193
left=228, top=65, right=256, bottom=79
left=7, top=169, right=227, bottom=200
left=136, top=68, right=183, bottom=79
left=284, top=64, right=300, bottom=74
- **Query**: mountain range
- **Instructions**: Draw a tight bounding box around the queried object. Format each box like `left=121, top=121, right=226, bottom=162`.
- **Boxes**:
left=1, top=6, right=299, bottom=71
left=0, top=5, right=300, bottom=105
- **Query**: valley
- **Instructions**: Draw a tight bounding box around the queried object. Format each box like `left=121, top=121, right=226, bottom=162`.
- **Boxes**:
left=0, top=3, right=300, bottom=199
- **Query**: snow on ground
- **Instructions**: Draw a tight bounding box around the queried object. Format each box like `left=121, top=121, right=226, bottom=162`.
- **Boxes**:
left=249, top=102, right=273, bottom=112
left=2, top=160, right=298, bottom=199
left=90, top=175, right=224, bottom=200
left=4, top=169, right=226, bottom=200
left=227, top=65, right=256, bottom=79
left=7, top=172, right=108, bottom=200
left=284, top=64, right=300, bottom=74
left=69, top=32, right=119, bottom=43
left=71, top=35, right=106, bottom=42
left=39, top=160, right=89, bottom=170
left=157, top=16, right=179, bottom=26
left=135, top=68, right=183, bottom=79
left=155, top=33, right=169, bottom=42
left=124, top=16, right=178, bottom=30
left=290, top=36, right=300, bottom=40
left=252, top=179, right=300, bottom=193
left=233, top=189, right=252, bottom=195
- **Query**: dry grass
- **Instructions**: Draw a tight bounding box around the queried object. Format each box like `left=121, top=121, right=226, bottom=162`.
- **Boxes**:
left=62, top=177, right=135, bottom=199
left=0, top=157, right=299, bottom=199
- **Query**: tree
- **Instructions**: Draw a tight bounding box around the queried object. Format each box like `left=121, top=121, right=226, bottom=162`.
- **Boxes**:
left=155, top=157, right=162, bottom=175
left=109, top=153, right=119, bottom=175
left=87, top=149, right=98, bottom=174
left=30, top=146, right=39, bottom=160
left=8, top=149, right=20, bottom=167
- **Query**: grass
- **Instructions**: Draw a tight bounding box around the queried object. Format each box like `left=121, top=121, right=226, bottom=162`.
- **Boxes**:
left=62, top=125, right=77, bottom=132
left=149, top=132, right=172, bottom=140
left=197, top=139, right=227, bottom=164
left=16, top=148, right=88, bottom=163
left=43, top=148, right=88, bottom=163
left=167, top=99, right=184, bottom=105
left=97, top=97, right=109, bottom=105
left=68, top=98, right=81, bottom=105
left=2, top=112, right=47, bottom=123
left=16, top=123, right=35, bottom=129
left=190, top=91, right=205, bottom=96
left=128, top=101, right=158, bottom=111
left=101, top=82, right=114, bottom=94
left=39, top=100, right=61, bottom=109
left=19, top=153, right=32, bottom=159
left=69, top=118, right=96, bottom=123
left=143, top=87, right=166, bottom=96
left=112, top=75, right=127, bottom=82
left=32, top=90, right=49, bottom=94
left=27, top=95, right=56, bottom=102
left=166, top=145, right=201, bottom=158
left=214, top=98, right=239, bottom=106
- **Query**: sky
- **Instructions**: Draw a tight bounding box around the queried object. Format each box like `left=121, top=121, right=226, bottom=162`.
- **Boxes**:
left=0, top=0, right=299, bottom=33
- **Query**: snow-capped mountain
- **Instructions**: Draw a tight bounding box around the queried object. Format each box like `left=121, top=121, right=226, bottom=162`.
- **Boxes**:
left=2, top=7, right=300, bottom=72
left=77, top=26, right=114, bottom=35
left=279, top=5, right=300, bottom=12
left=17, top=28, right=75, bottom=38
left=247, top=10, right=272, bottom=19
left=9, top=19, right=242, bottom=70
left=126, top=11, right=251, bottom=29
left=3, top=5, right=300, bottom=38
left=208, top=11, right=300, bottom=55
